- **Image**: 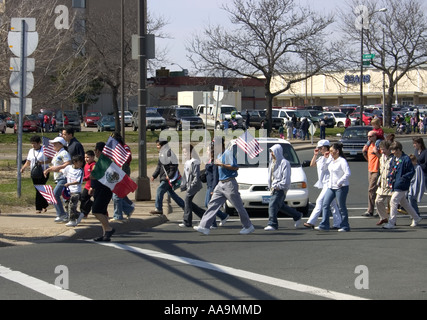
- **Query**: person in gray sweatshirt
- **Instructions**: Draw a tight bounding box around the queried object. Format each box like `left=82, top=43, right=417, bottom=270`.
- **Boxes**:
left=265, top=144, right=302, bottom=231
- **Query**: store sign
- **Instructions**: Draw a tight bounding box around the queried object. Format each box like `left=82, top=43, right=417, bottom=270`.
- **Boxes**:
left=344, top=75, right=371, bottom=84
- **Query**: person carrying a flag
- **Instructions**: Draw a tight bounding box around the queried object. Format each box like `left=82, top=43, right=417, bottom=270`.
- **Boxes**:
left=20, top=135, right=52, bottom=214
left=194, top=137, right=255, bottom=235
left=43, top=137, right=71, bottom=223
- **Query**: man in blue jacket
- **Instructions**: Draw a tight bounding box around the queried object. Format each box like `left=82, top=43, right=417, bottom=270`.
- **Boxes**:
left=383, top=141, right=423, bottom=229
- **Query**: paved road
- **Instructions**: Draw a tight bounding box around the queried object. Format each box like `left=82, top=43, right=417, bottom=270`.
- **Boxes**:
left=1, top=138, right=426, bottom=301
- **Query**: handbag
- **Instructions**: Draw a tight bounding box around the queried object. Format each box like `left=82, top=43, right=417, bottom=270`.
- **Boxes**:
left=162, top=165, right=182, bottom=190
left=30, top=150, right=44, bottom=180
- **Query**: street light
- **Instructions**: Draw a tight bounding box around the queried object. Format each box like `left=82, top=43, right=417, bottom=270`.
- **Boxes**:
left=360, top=8, right=387, bottom=125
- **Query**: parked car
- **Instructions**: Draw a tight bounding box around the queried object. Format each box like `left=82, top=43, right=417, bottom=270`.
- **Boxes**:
left=297, top=110, right=336, bottom=128
left=163, top=106, right=204, bottom=130
left=14, top=114, right=41, bottom=133
left=339, top=126, right=373, bottom=158
left=243, top=110, right=282, bottom=129
left=132, top=110, right=166, bottom=131
left=55, top=110, right=81, bottom=132
left=225, top=137, right=309, bottom=216
left=349, top=112, right=372, bottom=126
left=323, top=111, right=348, bottom=128
left=83, top=111, right=102, bottom=127
left=97, top=115, right=116, bottom=132
left=0, top=118, right=6, bottom=134
left=119, top=111, right=133, bottom=127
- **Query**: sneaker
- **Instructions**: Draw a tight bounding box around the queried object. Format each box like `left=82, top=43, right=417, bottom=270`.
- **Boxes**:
left=65, top=220, right=77, bottom=227
left=127, top=205, right=135, bottom=220
left=314, top=226, right=329, bottom=231
left=240, top=225, right=255, bottom=235
left=338, top=228, right=349, bottom=232
left=294, top=218, right=303, bottom=228
left=264, top=225, right=277, bottom=231
left=76, top=212, right=85, bottom=226
left=362, top=212, right=373, bottom=217
left=410, top=216, right=422, bottom=227
left=304, top=222, right=315, bottom=229
left=178, top=223, right=191, bottom=228
left=193, top=225, right=210, bottom=235
left=54, top=215, right=68, bottom=223
left=150, top=209, right=163, bottom=215
left=219, top=215, right=229, bottom=227
left=382, top=222, right=396, bottom=229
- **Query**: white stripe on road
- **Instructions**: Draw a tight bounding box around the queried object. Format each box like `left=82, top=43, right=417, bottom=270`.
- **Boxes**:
left=93, top=241, right=368, bottom=301
left=0, top=265, right=91, bottom=300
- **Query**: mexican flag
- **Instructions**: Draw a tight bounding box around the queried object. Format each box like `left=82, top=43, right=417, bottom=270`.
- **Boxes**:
left=91, top=154, right=138, bottom=198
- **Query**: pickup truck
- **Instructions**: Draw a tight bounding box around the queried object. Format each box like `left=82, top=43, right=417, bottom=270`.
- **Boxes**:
left=196, top=104, right=245, bottom=130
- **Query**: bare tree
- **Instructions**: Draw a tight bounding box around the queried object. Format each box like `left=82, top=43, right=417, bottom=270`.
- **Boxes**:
left=0, top=1, right=92, bottom=111
left=340, top=0, right=427, bottom=127
left=188, top=0, right=339, bottom=135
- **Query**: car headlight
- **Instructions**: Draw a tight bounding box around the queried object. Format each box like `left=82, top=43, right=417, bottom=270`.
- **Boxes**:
left=238, top=184, right=252, bottom=190
left=290, top=182, right=307, bottom=189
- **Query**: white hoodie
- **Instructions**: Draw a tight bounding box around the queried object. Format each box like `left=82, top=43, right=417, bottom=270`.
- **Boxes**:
left=267, top=144, right=291, bottom=192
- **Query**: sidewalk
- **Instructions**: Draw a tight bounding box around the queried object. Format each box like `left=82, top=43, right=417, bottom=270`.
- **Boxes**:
left=0, top=138, right=328, bottom=248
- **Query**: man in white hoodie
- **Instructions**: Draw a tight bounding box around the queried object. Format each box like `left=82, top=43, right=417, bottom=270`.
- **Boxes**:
left=265, top=144, right=303, bottom=230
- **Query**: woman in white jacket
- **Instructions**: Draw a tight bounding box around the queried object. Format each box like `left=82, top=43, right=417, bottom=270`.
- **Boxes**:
left=316, top=143, right=351, bottom=232
left=180, top=144, right=205, bottom=228
left=265, top=144, right=302, bottom=230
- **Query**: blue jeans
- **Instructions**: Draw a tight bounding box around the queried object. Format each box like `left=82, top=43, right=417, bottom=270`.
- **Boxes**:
left=155, top=180, right=185, bottom=212
left=319, top=186, right=350, bottom=231
left=53, top=177, right=67, bottom=218
left=408, top=195, right=420, bottom=216
left=205, top=187, right=228, bottom=227
left=268, top=189, right=302, bottom=229
left=113, top=194, right=134, bottom=219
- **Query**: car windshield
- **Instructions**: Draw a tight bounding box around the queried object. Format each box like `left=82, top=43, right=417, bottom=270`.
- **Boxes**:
left=272, top=110, right=279, bottom=117
left=334, top=112, right=347, bottom=118
left=221, top=106, right=237, bottom=114
left=27, top=115, right=37, bottom=121
left=343, top=127, right=371, bottom=139
left=87, top=112, right=101, bottom=117
left=232, top=143, right=300, bottom=168
left=102, top=116, right=114, bottom=122
left=147, top=112, right=161, bottom=117
left=176, top=109, right=196, bottom=117
left=308, top=110, right=322, bottom=117
left=296, top=110, right=310, bottom=117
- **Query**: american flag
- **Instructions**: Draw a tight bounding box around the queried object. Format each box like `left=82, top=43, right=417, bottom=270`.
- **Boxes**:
left=236, top=131, right=263, bottom=159
left=42, top=137, right=56, bottom=158
left=35, top=185, right=57, bottom=205
left=103, top=136, right=131, bottom=167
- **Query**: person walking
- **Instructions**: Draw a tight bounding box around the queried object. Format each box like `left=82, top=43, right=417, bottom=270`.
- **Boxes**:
left=319, top=116, right=327, bottom=140
left=89, top=142, right=115, bottom=242
left=80, top=150, right=96, bottom=217
left=43, top=137, right=71, bottom=223
left=362, top=131, right=381, bottom=217
left=301, top=117, right=309, bottom=141
left=285, top=117, right=293, bottom=140
left=345, top=114, right=351, bottom=128
left=304, top=140, right=341, bottom=229
left=204, top=142, right=229, bottom=228
left=150, top=139, right=185, bottom=215
left=407, top=154, right=425, bottom=217
left=62, top=155, right=85, bottom=227
left=413, top=137, right=427, bottom=188
left=20, top=135, right=52, bottom=214
left=375, top=140, right=394, bottom=226
left=316, top=143, right=351, bottom=232
left=264, top=144, right=302, bottom=231
left=179, top=144, right=205, bottom=228
left=194, top=137, right=255, bottom=235
left=383, top=141, right=423, bottom=229
left=62, top=127, right=85, bottom=159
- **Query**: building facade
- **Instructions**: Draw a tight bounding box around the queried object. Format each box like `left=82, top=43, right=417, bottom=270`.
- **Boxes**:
left=272, top=67, right=427, bottom=108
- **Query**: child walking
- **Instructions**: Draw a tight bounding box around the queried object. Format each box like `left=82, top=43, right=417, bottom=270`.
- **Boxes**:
left=408, top=154, right=425, bottom=217
left=62, top=155, right=85, bottom=227
left=80, top=150, right=96, bottom=217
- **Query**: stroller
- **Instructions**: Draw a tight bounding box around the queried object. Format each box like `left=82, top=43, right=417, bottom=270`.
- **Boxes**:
left=396, top=122, right=408, bottom=134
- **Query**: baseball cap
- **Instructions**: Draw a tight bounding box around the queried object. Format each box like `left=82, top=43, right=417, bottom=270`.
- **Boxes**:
left=49, top=137, right=67, bottom=146
left=317, top=140, right=330, bottom=148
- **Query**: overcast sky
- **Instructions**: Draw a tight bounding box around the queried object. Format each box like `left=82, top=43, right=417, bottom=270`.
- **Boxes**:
left=148, top=0, right=344, bottom=73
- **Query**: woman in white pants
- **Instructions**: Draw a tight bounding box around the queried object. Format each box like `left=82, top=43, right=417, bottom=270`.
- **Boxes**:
left=304, top=140, right=342, bottom=229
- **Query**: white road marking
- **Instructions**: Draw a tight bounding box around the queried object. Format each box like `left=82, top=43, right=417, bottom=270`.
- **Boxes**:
left=93, top=241, right=368, bottom=300
left=0, top=265, right=91, bottom=300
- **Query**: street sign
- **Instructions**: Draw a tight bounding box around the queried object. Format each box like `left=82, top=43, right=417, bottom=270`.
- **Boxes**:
left=363, top=54, right=375, bottom=60
left=9, top=72, right=34, bottom=97
left=10, top=57, right=35, bottom=72
left=363, top=61, right=371, bottom=66
left=8, top=31, right=39, bottom=57
left=213, top=85, right=224, bottom=102
left=11, top=18, right=36, bottom=32
left=10, top=98, right=32, bottom=115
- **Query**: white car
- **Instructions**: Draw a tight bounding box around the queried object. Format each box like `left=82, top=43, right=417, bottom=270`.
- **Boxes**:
left=119, top=111, right=133, bottom=127
left=225, top=137, right=309, bottom=216
left=323, top=111, right=348, bottom=128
